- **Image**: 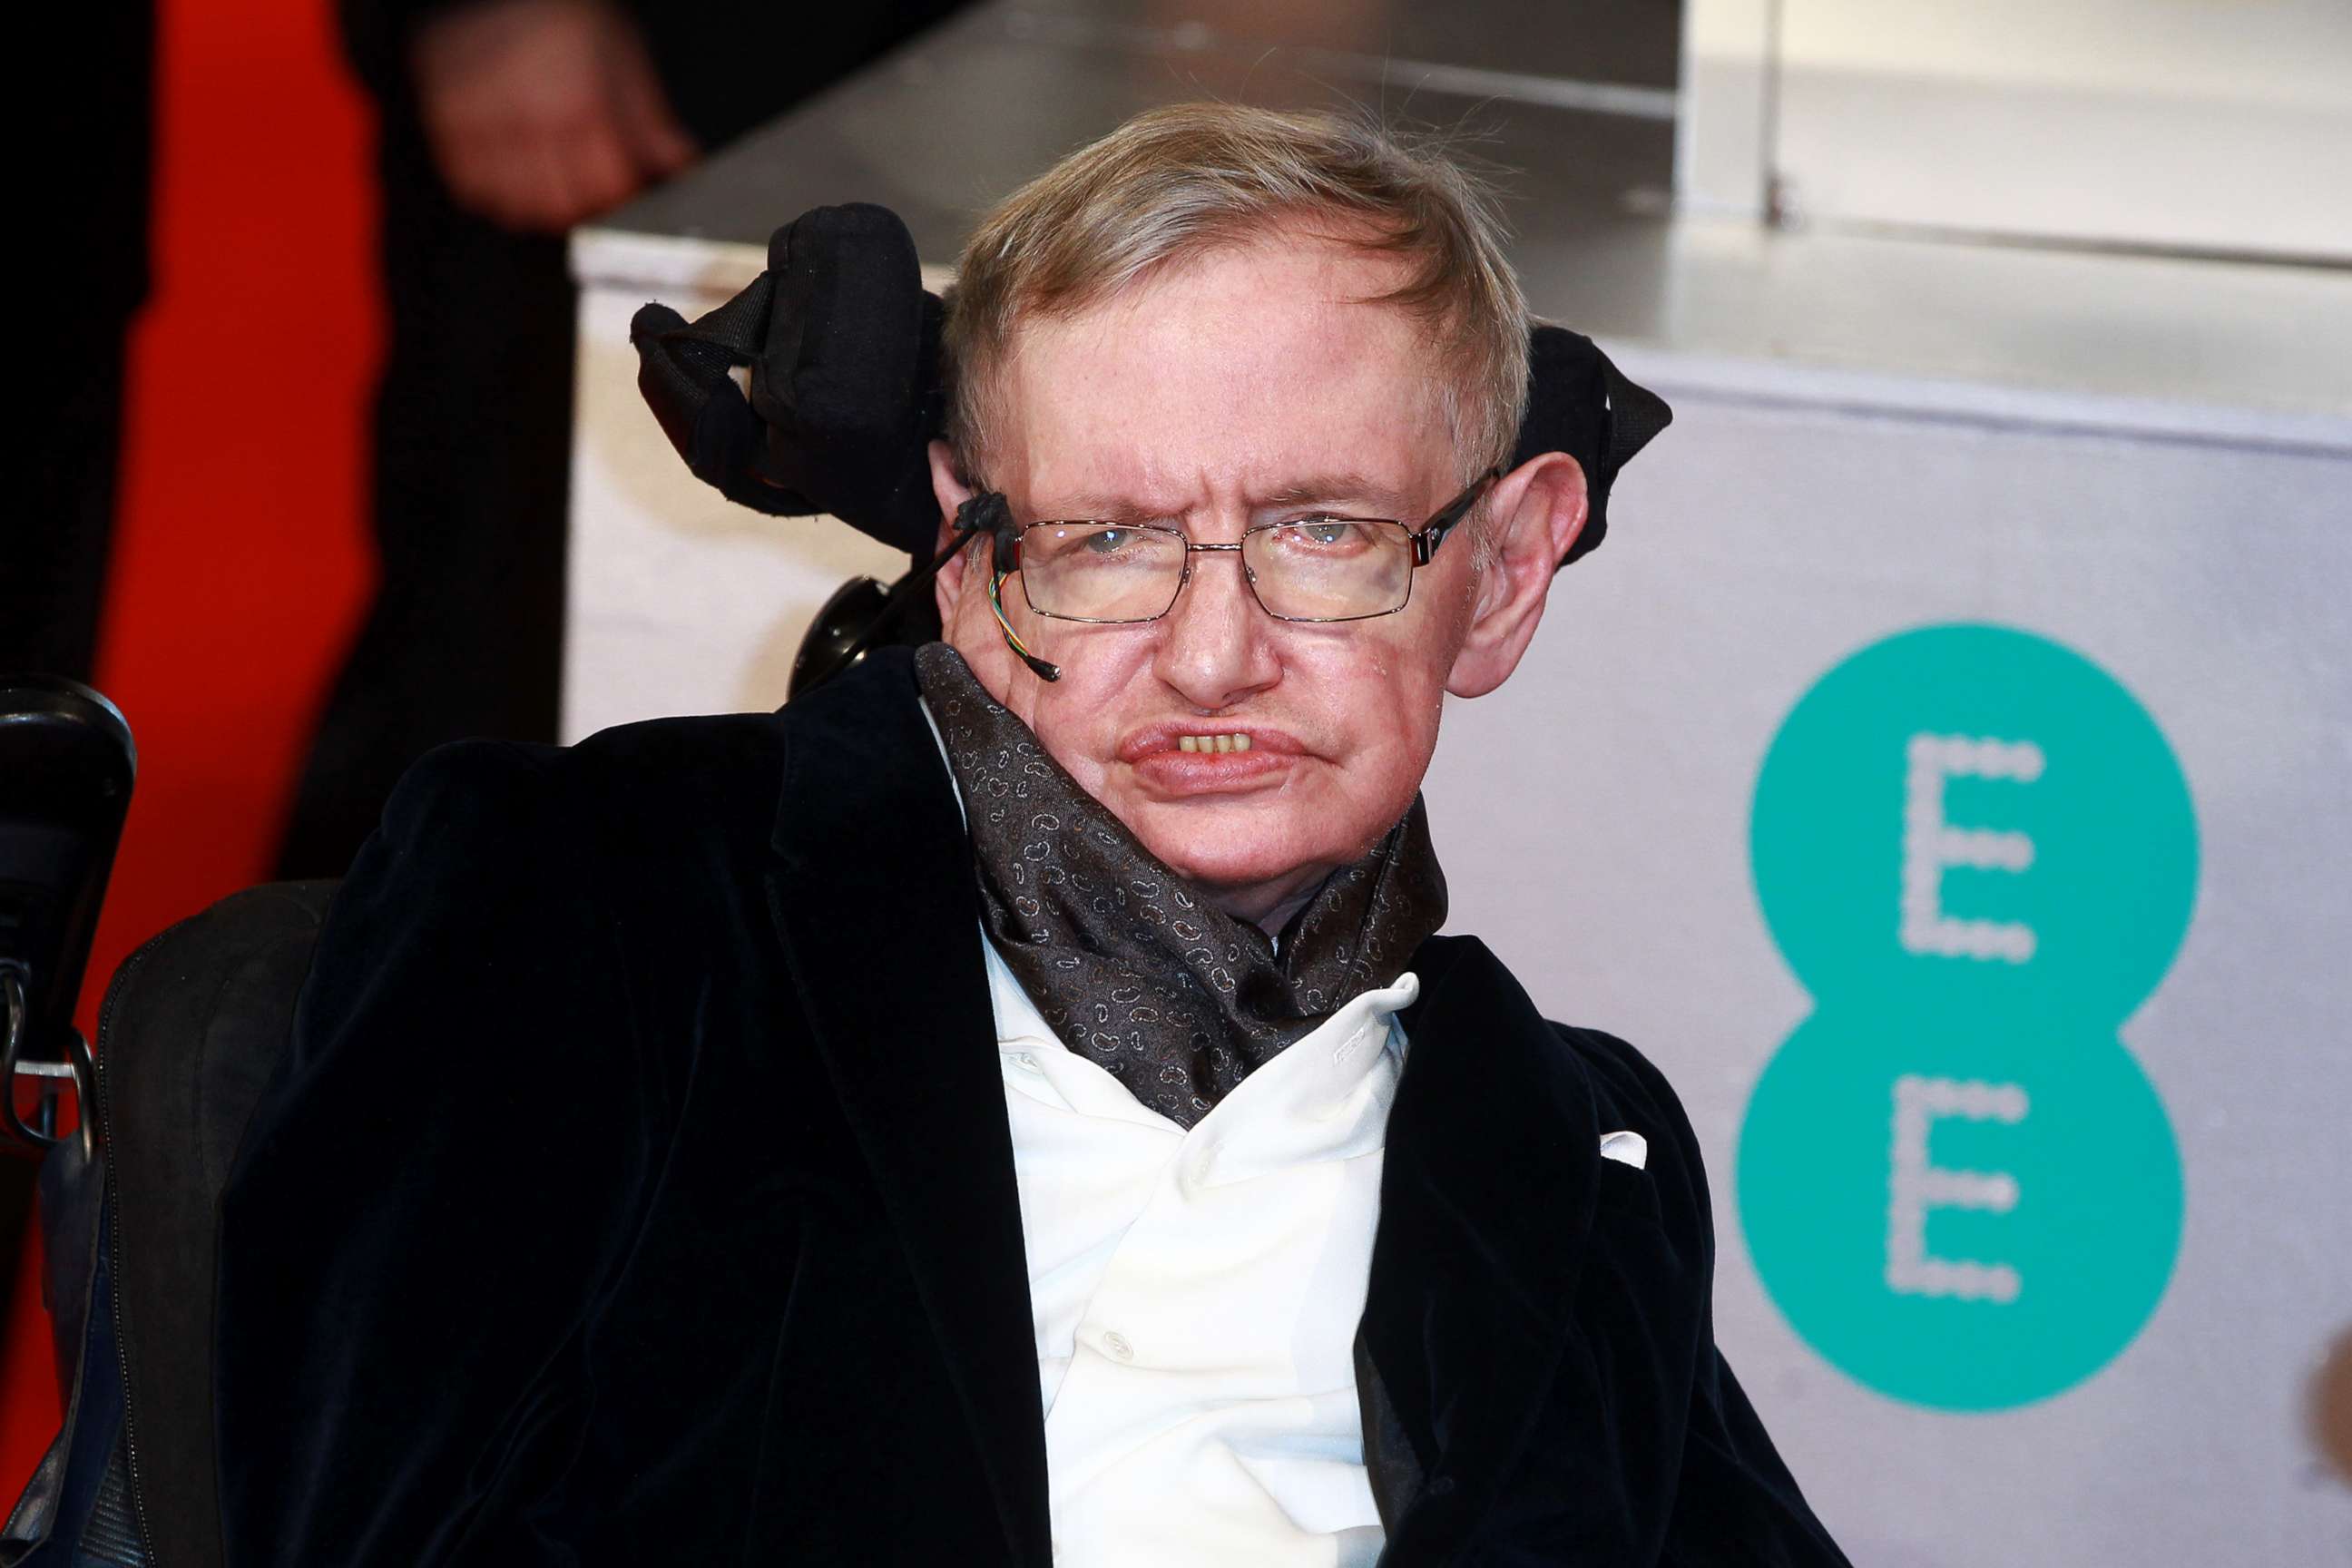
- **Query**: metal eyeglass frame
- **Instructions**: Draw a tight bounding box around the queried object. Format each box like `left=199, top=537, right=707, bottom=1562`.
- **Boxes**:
left=1007, top=465, right=1503, bottom=628
left=954, top=466, right=1499, bottom=682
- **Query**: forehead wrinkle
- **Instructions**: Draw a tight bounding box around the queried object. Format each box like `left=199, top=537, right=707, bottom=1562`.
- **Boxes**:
left=1003, top=240, right=1450, bottom=524
left=1020, top=470, right=1420, bottom=531
left=1021, top=445, right=1434, bottom=528
left=1024, top=493, right=1183, bottom=526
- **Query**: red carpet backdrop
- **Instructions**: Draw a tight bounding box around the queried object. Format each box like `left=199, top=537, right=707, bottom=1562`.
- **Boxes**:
left=2, top=0, right=378, bottom=1491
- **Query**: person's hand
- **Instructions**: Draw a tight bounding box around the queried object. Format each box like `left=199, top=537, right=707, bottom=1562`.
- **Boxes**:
left=409, top=0, right=699, bottom=232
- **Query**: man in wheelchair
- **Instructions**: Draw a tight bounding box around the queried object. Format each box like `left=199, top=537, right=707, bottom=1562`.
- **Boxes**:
left=146, top=105, right=1847, bottom=1564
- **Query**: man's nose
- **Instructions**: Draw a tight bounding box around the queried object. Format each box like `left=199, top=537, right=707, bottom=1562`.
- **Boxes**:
left=1152, top=545, right=1279, bottom=711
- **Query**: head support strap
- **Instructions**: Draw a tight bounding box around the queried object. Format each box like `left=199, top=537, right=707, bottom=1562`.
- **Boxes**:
left=631, top=203, right=1671, bottom=567
left=630, top=203, right=946, bottom=558
left=1514, top=322, right=1673, bottom=564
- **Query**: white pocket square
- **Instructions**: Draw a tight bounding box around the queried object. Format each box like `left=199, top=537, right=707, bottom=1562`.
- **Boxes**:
left=1599, top=1130, right=1649, bottom=1171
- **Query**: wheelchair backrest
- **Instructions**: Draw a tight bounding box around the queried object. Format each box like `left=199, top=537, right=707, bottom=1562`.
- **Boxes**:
left=5, top=881, right=337, bottom=1568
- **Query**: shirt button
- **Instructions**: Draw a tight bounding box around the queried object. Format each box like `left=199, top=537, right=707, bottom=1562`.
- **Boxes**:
left=1101, top=1329, right=1134, bottom=1363
left=1011, top=1052, right=1042, bottom=1073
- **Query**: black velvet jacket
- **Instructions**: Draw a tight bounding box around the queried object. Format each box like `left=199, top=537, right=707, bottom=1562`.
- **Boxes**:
left=214, top=648, right=1848, bottom=1566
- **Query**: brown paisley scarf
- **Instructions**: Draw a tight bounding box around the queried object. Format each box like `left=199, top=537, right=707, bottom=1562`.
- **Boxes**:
left=915, top=642, right=1447, bottom=1128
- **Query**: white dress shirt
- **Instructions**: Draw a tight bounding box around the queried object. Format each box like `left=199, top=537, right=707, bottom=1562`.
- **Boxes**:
left=917, top=695, right=1411, bottom=1562
left=983, top=934, right=1415, bottom=1567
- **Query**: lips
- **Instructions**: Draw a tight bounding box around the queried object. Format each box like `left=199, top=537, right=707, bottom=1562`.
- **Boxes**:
left=1114, top=722, right=1307, bottom=764
left=1115, top=720, right=1306, bottom=797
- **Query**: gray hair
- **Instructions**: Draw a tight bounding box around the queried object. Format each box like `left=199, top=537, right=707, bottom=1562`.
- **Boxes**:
left=942, top=103, right=1530, bottom=489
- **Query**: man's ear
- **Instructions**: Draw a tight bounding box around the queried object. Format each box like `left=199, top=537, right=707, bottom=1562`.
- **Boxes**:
left=928, top=439, right=977, bottom=624
left=1446, top=451, right=1589, bottom=699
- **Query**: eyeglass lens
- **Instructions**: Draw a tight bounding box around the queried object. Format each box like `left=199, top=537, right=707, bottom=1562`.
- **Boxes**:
left=1020, top=521, right=1417, bottom=624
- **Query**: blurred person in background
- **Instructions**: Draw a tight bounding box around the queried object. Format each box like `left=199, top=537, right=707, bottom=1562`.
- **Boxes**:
left=3, top=0, right=155, bottom=1369
left=7, top=4, right=153, bottom=685
left=275, top=0, right=964, bottom=877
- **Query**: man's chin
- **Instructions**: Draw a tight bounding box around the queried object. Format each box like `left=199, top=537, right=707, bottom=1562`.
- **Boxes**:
left=1127, top=810, right=1331, bottom=912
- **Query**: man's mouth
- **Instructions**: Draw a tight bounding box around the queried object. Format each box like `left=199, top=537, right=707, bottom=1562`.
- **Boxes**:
left=1116, top=724, right=1304, bottom=764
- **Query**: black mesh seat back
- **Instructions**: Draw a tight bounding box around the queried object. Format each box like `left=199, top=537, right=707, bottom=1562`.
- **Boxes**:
left=102, top=880, right=337, bottom=1568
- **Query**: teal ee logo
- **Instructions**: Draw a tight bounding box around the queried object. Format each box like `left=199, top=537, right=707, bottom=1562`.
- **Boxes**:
left=1739, top=624, right=2193, bottom=1411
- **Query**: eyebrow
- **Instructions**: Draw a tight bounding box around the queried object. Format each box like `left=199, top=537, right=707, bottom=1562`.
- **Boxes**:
left=1253, top=475, right=1417, bottom=519
left=1032, top=474, right=1417, bottom=525
left=1030, top=496, right=1181, bottom=526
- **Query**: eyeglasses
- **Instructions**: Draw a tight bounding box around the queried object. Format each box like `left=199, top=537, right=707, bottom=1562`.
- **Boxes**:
left=1004, top=467, right=1500, bottom=626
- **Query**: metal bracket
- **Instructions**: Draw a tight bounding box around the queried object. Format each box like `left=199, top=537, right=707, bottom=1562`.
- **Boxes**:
left=2, top=966, right=96, bottom=1162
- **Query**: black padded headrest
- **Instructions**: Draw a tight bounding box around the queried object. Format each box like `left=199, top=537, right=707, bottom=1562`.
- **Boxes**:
left=631, top=203, right=1667, bottom=564
left=92, top=880, right=339, bottom=1568
left=1513, top=322, right=1672, bottom=564
left=632, top=204, right=946, bottom=557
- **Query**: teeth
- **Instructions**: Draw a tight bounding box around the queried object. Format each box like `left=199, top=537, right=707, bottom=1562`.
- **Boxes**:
left=1176, top=733, right=1252, bottom=753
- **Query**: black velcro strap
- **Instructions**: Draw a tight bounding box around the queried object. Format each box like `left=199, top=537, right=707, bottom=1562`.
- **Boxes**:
left=630, top=205, right=946, bottom=556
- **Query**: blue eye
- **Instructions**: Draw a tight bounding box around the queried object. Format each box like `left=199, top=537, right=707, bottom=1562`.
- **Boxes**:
left=1271, top=520, right=1372, bottom=553
left=1083, top=528, right=1139, bottom=555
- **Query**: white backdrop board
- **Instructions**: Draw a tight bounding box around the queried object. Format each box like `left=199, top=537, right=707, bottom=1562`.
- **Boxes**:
left=1421, top=357, right=2352, bottom=1566
left=1681, top=0, right=2352, bottom=262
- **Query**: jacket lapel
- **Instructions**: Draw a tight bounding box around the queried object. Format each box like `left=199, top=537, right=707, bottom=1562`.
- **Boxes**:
left=762, top=650, right=1051, bottom=1567
left=1359, top=934, right=1603, bottom=1564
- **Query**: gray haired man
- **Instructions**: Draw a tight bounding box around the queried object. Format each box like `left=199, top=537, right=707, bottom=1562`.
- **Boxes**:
left=216, top=104, right=1852, bottom=1567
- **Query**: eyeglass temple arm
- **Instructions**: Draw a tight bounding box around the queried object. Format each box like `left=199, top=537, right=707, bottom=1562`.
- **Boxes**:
left=1412, top=467, right=1504, bottom=565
